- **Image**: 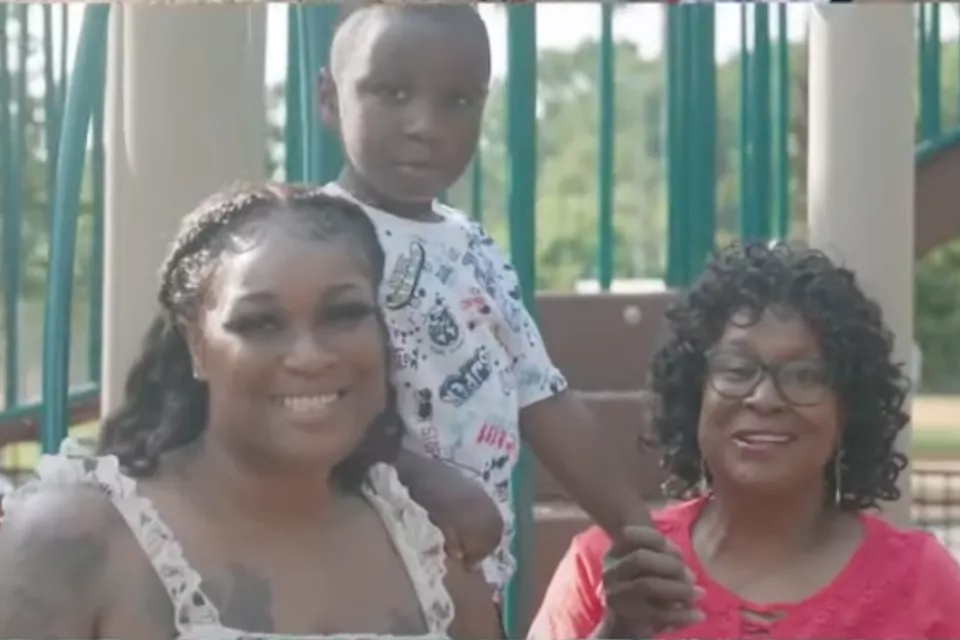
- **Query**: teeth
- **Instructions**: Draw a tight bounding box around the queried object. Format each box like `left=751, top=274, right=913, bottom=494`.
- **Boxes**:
left=280, top=394, right=339, bottom=413
left=740, top=433, right=791, bottom=444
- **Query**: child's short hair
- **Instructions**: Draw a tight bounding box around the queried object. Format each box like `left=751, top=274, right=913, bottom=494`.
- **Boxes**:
left=334, top=0, right=479, bottom=31
left=329, top=1, right=488, bottom=80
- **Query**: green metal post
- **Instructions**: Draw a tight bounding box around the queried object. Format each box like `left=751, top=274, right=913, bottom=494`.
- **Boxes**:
left=296, top=6, right=319, bottom=182
left=597, top=3, right=615, bottom=291
left=682, top=7, right=696, bottom=283
left=690, top=4, right=716, bottom=279
left=286, top=6, right=304, bottom=182
left=748, top=4, right=771, bottom=241
left=41, top=5, right=110, bottom=453
left=740, top=3, right=772, bottom=240
left=296, top=5, right=343, bottom=184
left=678, top=7, right=695, bottom=282
left=738, top=4, right=752, bottom=241
left=59, top=5, right=68, bottom=115
left=773, top=4, right=790, bottom=238
left=919, top=3, right=940, bottom=139
left=671, top=6, right=686, bottom=278
left=504, top=4, right=537, bottom=636
left=88, top=25, right=106, bottom=385
left=665, top=4, right=687, bottom=287
left=43, top=5, right=60, bottom=228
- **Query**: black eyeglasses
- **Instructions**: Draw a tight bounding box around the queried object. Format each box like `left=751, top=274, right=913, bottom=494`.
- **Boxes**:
left=706, top=349, right=832, bottom=407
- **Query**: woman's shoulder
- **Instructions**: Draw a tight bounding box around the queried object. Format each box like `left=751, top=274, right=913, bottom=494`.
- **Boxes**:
left=872, top=515, right=960, bottom=575
left=853, top=512, right=960, bottom=636
left=1, top=441, right=140, bottom=555
left=848, top=512, right=960, bottom=603
left=3, top=479, right=120, bottom=537
left=0, top=479, right=123, bottom=631
left=857, top=511, right=948, bottom=559
left=1, top=447, right=134, bottom=558
left=6, top=440, right=136, bottom=505
left=845, top=512, right=960, bottom=589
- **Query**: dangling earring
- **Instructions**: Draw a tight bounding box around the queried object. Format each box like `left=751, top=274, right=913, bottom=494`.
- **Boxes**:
left=699, top=458, right=711, bottom=496
left=834, top=449, right=843, bottom=506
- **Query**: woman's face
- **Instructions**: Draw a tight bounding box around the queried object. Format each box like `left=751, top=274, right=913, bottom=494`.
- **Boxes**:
left=698, top=306, right=841, bottom=497
left=189, top=214, right=387, bottom=471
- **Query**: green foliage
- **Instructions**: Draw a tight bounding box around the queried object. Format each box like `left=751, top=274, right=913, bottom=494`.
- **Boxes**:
left=916, top=242, right=960, bottom=391
left=5, top=13, right=960, bottom=395
left=915, top=38, right=960, bottom=392
left=446, top=37, right=811, bottom=291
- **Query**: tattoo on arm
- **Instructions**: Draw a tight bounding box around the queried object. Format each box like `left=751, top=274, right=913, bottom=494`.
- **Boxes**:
left=0, top=502, right=111, bottom=639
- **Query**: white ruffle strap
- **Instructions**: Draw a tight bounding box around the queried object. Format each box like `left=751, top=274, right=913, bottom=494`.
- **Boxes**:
left=363, top=463, right=455, bottom=635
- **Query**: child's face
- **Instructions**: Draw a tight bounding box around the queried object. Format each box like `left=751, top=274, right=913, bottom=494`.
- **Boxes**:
left=322, top=10, right=490, bottom=206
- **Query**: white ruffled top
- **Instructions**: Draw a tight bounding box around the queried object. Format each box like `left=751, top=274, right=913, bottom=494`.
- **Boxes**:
left=3, top=438, right=455, bottom=640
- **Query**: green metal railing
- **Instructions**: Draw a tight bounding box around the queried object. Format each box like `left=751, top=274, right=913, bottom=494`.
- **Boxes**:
left=2, top=3, right=960, bottom=634
left=0, top=4, right=101, bottom=458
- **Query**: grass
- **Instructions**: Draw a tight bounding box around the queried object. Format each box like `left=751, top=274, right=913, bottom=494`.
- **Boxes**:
left=912, top=428, right=960, bottom=460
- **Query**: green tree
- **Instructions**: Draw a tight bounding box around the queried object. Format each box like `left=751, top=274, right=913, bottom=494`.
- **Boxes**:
left=914, top=38, right=960, bottom=392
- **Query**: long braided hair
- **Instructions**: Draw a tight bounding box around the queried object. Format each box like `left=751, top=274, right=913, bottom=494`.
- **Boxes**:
left=98, top=182, right=403, bottom=493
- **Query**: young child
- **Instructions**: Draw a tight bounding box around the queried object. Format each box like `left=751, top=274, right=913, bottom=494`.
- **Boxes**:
left=317, top=2, right=699, bottom=630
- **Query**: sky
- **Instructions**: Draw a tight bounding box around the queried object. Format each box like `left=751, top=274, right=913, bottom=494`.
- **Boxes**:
left=28, top=3, right=960, bottom=84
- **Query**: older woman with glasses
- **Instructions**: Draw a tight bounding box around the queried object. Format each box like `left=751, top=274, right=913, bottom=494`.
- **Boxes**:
left=529, top=243, right=960, bottom=640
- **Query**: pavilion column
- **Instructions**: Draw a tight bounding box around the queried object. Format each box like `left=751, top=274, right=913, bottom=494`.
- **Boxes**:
left=102, top=5, right=267, bottom=412
left=806, top=4, right=915, bottom=525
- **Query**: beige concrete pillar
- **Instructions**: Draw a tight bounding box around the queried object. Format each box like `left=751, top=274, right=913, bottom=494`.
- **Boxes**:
left=806, top=4, right=915, bottom=526
left=102, top=5, right=268, bottom=412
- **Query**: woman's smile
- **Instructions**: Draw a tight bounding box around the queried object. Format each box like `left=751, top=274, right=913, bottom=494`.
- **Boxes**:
left=270, top=390, right=350, bottom=426
left=731, top=428, right=799, bottom=457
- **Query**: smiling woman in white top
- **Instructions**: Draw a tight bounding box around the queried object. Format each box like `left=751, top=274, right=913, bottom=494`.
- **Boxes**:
left=0, top=183, right=499, bottom=640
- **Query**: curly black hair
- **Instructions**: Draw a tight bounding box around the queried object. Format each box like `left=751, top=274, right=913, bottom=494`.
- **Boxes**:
left=98, top=182, right=403, bottom=493
left=650, top=241, right=909, bottom=511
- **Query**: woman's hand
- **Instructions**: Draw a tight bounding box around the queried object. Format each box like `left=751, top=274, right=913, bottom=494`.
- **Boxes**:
left=603, top=525, right=704, bottom=635
left=397, top=451, right=504, bottom=567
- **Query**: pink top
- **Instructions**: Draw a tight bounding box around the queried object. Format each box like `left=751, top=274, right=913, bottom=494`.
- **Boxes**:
left=529, top=498, right=960, bottom=640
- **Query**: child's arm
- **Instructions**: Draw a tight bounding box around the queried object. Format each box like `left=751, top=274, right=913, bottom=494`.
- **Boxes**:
left=521, top=395, right=702, bottom=631
left=463, top=227, right=653, bottom=530
left=520, top=390, right=653, bottom=531
left=470, top=229, right=698, bottom=628
left=394, top=448, right=504, bottom=566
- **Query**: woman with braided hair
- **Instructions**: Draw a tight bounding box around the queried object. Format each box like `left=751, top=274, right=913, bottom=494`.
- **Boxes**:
left=0, top=183, right=498, bottom=640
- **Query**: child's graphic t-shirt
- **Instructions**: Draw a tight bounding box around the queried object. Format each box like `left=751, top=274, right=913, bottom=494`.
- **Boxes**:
left=323, top=182, right=568, bottom=590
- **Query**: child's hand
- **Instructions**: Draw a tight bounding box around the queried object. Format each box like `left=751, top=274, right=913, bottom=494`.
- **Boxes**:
left=406, top=459, right=504, bottom=567
left=603, top=525, right=704, bottom=634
